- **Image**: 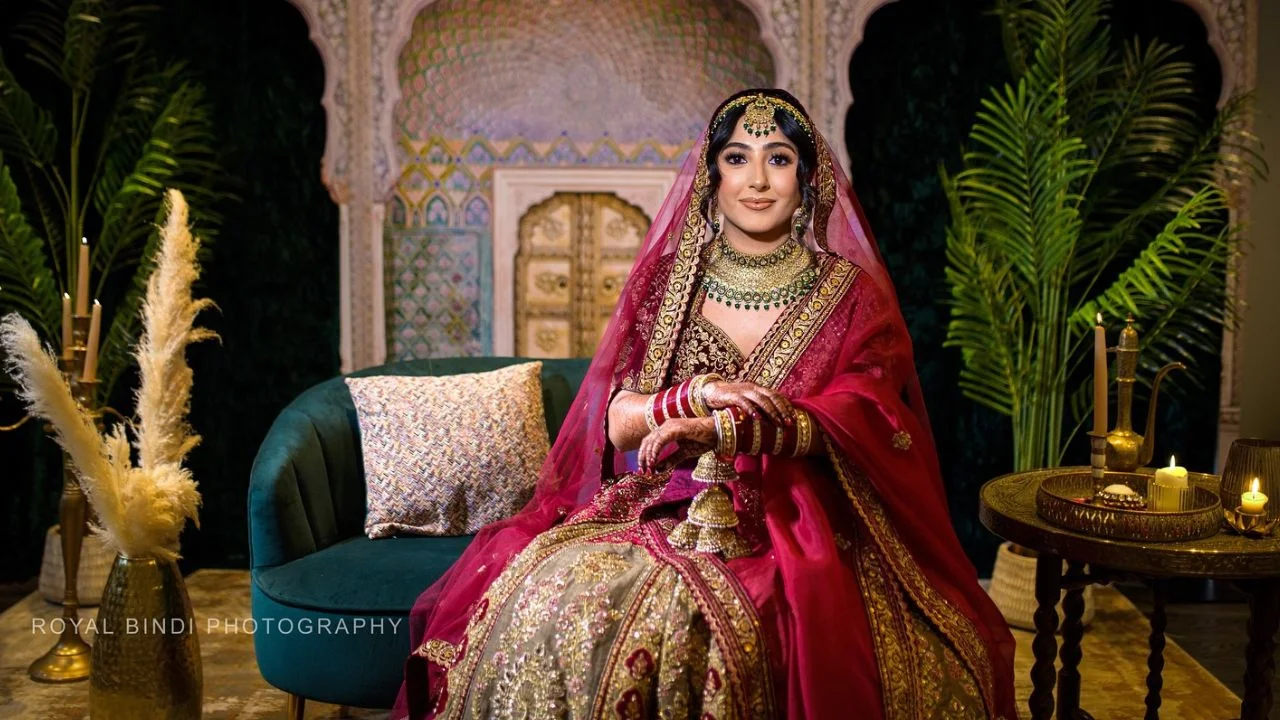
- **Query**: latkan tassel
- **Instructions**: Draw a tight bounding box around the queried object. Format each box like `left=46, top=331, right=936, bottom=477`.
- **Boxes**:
left=668, top=483, right=751, bottom=559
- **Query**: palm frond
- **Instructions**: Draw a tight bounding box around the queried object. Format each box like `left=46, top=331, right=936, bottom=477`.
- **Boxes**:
left=0, top=162, right=59, bottom=338
left=1072, top=186, right=1228, bottom=331
left=0, top=49, right=58, bottom=167
left=10, top=0, right=68, bottom=84
left=93, top=80, right=221, bottom=296
left=90, top=57, right=171, bottom=218
left=943, top=172, right=1025, bottom=417
left=954, top=80, right=1091, bottom=300
left=62, top=0, right=110, bottom=92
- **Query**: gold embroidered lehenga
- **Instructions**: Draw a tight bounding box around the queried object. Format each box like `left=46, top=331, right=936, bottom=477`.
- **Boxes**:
left=393, top=92, right=1017, bottom=720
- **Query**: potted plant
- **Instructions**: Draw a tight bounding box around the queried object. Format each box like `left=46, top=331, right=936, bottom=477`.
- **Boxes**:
left=942, top=0, right=1262, bottom=627
left=0, top=0, right=225, bottom=602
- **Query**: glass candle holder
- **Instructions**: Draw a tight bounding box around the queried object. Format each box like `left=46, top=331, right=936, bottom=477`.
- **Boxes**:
left=1219, top=438, right=1280, bottom=527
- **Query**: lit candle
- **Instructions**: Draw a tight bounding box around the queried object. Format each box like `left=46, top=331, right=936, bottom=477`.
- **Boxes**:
left=1093, top=313, right=1107, bottom=435
left=61, top=293, right=72, bottom=359
left=1153, top=455, right=1188, bottom=489
left=82, top=300, right=102, bottom=382
left=1241, top=477, right=1268, bottom=515
left=75, top=237, right=90, bottom=315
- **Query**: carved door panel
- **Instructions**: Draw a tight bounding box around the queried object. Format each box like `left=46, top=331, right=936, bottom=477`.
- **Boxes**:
left=515, top=192, right=649, bottom=357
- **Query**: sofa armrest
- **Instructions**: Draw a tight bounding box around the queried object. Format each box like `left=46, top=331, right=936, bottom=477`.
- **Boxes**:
left=249, top=380, right=366, bottom=570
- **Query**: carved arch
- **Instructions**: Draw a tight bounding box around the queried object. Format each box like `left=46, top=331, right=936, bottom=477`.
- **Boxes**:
left=372, top=0, right=794, bottom=200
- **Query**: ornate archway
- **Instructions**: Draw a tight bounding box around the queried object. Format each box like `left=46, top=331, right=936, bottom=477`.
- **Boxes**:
left=288, top=0, right=1256, bottom=458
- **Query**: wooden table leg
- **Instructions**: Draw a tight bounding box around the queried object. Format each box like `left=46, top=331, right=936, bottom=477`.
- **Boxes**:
left=1030, top=552, right=1062, bottom=720
left=1240, top=579, right=1280, bottom=720
left=1144, top=579, right=1168, bottom=720
left=1057, top=562, right=1090, bottom=720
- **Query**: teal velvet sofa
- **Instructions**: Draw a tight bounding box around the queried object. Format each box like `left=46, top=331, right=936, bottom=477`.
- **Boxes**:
left=248, top=357, right=591, bottom=713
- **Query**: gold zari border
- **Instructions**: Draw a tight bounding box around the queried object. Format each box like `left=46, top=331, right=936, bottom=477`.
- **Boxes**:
left=827, top=442, right=1000, bottom=718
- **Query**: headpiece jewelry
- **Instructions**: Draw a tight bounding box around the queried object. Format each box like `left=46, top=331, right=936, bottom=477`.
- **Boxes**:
left=713, top=93, right=814, bottom=139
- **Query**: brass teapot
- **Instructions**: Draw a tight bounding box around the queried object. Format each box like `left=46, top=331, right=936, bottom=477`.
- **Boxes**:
left=1105, top=316, right=1186, bottom=472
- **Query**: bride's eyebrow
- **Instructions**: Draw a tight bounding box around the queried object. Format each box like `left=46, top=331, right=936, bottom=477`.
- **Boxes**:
left=722, top=141, right=798, bottom=153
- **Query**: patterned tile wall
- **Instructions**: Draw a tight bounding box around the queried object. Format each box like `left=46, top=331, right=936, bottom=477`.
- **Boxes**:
left=387, top=0, right=775, bottom=359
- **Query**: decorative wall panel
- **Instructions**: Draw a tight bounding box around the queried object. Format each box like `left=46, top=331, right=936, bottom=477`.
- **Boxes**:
left=386, top=0, right=774, bottom=359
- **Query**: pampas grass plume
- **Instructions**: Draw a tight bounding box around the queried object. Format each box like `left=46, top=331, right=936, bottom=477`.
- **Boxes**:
left=0, top=189, right=214, bottom=561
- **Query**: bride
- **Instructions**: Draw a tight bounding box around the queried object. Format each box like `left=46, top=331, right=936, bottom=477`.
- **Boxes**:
left=393, top=88, right=1016, bottom=719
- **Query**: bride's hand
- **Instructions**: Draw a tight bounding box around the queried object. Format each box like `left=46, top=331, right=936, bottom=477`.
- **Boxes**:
left=637, top=417, right=716, bottom=471
left=701, top=380, right=794, bottom=425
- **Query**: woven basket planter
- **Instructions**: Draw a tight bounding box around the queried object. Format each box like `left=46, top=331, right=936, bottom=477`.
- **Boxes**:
left=38, top=524, right=114, bottom=606
left=988, top=541, right=1095, bottom=631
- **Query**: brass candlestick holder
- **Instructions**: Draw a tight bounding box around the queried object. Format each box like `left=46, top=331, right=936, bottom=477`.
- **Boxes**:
left=28, top=312, right=96, bottom=683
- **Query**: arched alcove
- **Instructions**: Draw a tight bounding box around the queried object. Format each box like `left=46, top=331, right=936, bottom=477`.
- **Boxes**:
left=383, top=0, right=776, bottom=359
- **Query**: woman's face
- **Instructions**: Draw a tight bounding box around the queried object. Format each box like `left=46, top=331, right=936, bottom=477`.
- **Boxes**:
left=714, top=121, right=803, bottom=245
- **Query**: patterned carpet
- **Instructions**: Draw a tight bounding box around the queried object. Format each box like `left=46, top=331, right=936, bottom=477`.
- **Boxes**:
left=0, top=570, right=1244, bottom=719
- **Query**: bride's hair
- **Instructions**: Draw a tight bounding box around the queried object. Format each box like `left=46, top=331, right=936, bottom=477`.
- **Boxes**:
left=700, top=88, right=819, bottom=224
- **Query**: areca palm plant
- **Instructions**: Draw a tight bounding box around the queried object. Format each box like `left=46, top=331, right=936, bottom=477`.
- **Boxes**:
left=0, top=0, right=224, bottom=405
left=943, top=0, right=1262, bottom=472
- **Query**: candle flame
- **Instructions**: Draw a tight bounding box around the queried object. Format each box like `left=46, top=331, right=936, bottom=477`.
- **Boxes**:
left=1252, top=477, right=1261, bottom=494
left=80, top=236, right=88, bottom=245
left=1169, top=454, right=1176, bottom=468
left=1096, top=312, right=1103, bottom=325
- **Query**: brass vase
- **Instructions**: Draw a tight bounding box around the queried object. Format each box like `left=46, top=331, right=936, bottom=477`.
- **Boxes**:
left=90, top=553, right=202, bottom=719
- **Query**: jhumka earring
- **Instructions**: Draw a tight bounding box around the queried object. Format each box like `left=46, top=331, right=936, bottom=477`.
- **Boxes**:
left=712, top=208, right=724, bottom=236
left=791, top=206, right=808, bottom=243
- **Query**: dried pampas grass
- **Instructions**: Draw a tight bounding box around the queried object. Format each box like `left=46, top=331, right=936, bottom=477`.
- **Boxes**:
left=0, top=189, right=215, bottom=561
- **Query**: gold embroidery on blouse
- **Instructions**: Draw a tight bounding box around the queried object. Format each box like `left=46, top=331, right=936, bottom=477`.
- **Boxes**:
left=671, top=312, right=745, bottom=383
left=893, top=431, right=913, bottom=451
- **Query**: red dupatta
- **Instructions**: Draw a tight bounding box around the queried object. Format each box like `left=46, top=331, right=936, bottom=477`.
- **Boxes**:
left=393, top=94, right=1017, bottom=719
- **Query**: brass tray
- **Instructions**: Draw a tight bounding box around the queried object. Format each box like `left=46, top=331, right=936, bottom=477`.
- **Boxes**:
left=1036, top=470, right=1222, bottom=542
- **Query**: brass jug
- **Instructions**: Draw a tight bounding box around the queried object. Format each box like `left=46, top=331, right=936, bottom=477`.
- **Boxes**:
left=90, top=553, right=202, bottom=719
left=1105, top=316, right=1185, bottom=472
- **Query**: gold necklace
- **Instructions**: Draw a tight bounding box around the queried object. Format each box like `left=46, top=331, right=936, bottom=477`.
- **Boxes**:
left=702, top=234, right=817, bottom=310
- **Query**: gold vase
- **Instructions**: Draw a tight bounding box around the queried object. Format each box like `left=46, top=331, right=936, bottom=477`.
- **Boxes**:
left=90, top=554, right=202, bottom=719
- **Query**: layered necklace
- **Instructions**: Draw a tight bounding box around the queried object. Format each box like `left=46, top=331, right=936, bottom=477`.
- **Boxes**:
left=701, top=233, right=818, bottom=311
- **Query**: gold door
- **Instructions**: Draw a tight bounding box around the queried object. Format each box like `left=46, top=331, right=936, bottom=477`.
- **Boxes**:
left=515, top=192, right=650, bottom=357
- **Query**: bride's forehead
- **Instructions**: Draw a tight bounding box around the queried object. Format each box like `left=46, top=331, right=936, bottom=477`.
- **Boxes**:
left=722, top=123, right=796, bottom=150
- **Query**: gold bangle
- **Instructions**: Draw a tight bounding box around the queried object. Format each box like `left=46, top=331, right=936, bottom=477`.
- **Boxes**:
left=793, top=411, right=812, bottom=456
left=773, top=424, right=785, bottom=455
left=749, top=415, right=762, bottom=455
left=714, top=409, right=735, bottom=456
left=690, top=373, right=724, bottom=417
left=725, top=409, right=741, bottom=456
left=644, top=393, right=659, bottom=431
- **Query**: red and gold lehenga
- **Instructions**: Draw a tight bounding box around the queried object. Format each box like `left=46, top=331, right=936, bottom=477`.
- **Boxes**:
left=392, top=109, right=1017, bottom=720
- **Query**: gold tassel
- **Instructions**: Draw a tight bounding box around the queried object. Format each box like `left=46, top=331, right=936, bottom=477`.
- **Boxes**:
left=668, top=459, right=751, bottom=558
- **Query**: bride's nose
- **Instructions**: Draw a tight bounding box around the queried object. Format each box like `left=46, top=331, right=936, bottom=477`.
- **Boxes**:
left=749, top=161, right=770, bottom=191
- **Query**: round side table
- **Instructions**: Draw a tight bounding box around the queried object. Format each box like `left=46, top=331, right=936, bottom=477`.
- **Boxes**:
left=980, top=467, right=1280, bottom=720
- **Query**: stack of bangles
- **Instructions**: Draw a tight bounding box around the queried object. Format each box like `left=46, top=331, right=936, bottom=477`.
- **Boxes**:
left=712, top=405, right=814, bottom=458
left=645, top=373, right=724, bottom=428
left=644, top=373, right=814, bottom=457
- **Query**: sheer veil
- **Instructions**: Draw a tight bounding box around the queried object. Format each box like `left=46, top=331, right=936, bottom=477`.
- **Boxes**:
left=397, top=90, right=1014, bottom=719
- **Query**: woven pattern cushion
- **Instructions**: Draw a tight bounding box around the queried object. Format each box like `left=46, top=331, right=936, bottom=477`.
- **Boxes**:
left=346, top=361, right=549, bottom=538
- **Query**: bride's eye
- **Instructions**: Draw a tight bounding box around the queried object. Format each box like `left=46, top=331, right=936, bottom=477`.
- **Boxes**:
left=769, top=153, right=794, bottom=166
left=722, top=152, right=747, bottom=165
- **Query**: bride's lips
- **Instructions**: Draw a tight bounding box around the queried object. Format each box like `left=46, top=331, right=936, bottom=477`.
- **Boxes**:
left=739, top=198, right=776, bottom=211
